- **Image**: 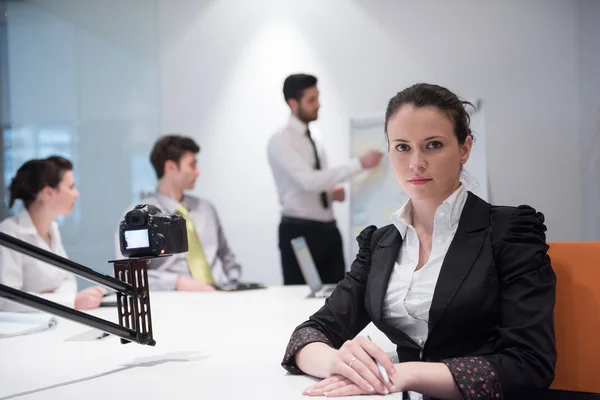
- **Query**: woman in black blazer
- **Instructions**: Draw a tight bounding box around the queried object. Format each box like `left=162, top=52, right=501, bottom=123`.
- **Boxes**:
left=281, top=83, right=556, bottom=400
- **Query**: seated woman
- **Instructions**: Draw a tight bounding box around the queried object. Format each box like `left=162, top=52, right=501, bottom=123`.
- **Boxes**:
left=0, top=156, right=105, bottom=312
left=281, top=83, right=556, bottom=400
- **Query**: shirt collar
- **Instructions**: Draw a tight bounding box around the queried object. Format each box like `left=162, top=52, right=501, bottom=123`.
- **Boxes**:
left=391, top=184, right=468, bottom=239
left=287, top=114, right=309, bottom=135
left=153, top=191, right=190, bottom=214
left=15, top=209, right=61, bottom=242
left=391, top=198, right=411, bottom=239
left=15, top=209, right=38, bottom=235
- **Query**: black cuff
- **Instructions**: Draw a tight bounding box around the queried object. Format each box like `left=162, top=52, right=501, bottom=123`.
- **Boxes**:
left=441, top=356, right=503, bottom=400
left=281, top=327, right=333, bottom=374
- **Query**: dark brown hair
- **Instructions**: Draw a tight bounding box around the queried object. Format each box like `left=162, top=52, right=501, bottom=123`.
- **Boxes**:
left=384, top=83, right=474, bottom=145
left=8, top=156, right=73, bottom=208
left=283, top=73, right=318, bottom=103
left=150, top=135, right=200, bottom=179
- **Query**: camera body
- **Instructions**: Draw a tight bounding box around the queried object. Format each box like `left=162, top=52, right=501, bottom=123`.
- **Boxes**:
left=119, top=204, right=188, bottom=258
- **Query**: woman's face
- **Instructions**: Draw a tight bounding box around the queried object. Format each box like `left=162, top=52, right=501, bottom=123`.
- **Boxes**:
left=386, top=105, right=472, bottom=202
left=46, top=170, right=80, bottom=216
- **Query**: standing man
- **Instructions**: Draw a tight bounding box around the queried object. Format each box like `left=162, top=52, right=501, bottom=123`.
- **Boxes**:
left=115, top=135, right=242, bottom=291
left=267, top=74, right=383, bottom=285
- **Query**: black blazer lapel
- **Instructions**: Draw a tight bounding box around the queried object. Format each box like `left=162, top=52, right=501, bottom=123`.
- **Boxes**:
left=428, top=192, right=491, bottom=335
left=368, top=227, right=402, bottom=323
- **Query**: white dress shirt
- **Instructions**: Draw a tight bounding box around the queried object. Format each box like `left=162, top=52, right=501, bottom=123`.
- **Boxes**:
left=0, top=210, right=77, bottom=312
left=382, top=184, right=468, bottom=400
left=115, top=193, right=242, bottom=290
left=267, top=115, right=363, bottom=222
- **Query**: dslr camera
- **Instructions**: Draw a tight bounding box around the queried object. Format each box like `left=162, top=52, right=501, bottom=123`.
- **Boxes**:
left=119, top=204, right=188, bottom=258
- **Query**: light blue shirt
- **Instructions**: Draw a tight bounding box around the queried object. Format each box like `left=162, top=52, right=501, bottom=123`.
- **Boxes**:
left=114, top=193, right=242, bottom=290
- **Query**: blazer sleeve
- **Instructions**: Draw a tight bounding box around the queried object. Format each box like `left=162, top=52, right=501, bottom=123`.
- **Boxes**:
left=442, top=205, right=557, bottom=400
left=281, top=225, right=377, bottom=374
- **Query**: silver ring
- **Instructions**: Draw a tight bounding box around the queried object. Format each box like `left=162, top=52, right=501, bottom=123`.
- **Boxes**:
left=348, top=357, right=357, bottom=368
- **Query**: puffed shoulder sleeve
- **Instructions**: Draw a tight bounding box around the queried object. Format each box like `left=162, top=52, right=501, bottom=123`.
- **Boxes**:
left=281, top=225, right=378, bottom=374
left=442, top=205, right=556, bottom=400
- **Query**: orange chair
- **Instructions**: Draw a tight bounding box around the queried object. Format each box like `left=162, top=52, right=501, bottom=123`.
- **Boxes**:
left=548, top=242, right=600, bottom=393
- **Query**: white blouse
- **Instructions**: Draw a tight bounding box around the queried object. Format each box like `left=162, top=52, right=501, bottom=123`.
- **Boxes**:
left=0, top=210, right=76, bottom=312
left=382, top=185, right=468, bottom=400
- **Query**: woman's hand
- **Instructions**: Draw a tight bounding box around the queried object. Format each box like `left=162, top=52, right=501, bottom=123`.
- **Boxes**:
left=74, top=286, right=105, bottom=310
left=304, top=361, right=416, bottom=397
left=320, top=336, right=397, bottom=395
left=304, top=371, right=408, bottom=397
left=304, top=375, right=370, bottom=397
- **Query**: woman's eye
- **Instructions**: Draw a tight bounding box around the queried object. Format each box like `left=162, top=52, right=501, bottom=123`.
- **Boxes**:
left=426, top=141, right=443, bottom=150
left=395, top=144, right=409, bottom=152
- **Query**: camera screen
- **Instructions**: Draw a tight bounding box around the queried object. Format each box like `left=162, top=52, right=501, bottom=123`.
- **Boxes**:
left=124, top=229, right=150, bottom=249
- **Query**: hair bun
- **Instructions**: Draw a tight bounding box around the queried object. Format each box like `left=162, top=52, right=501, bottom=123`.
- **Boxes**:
left=7, top=158, right=68, bottom=209
left=8, top=174, right=34, bottom=208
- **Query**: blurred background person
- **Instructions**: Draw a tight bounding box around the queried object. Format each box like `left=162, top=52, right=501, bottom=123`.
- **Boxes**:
left=0, top=156, right=104, bottom=312
left=114, top=135, right=242, bottom=292
left=268, top=73, right=384, bottom=285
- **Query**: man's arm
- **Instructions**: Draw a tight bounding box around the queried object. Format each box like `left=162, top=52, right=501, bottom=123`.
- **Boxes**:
left=147, top=268, right=181, bottom=291
left=210, top=204, right=241, bottom=283
left=267, top=134, right=363, bottom=192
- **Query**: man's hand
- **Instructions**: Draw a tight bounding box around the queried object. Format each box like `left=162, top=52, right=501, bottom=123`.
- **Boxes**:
left=330, top=186, right=346, bottom=202
left=360, top=151, right=384, bottom=169
left=176, top=276, right=217, bottom=292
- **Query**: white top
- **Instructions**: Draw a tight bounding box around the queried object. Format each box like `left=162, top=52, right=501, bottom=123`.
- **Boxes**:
left=382, top=185, right=468, bottom=400
left=0, top=210, right=77, bottom=312
left=267, top=114, right=363, bottom=222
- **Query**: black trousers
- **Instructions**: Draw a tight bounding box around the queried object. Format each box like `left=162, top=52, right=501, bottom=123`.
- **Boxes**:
left=278, top=216, right=346, bottom=285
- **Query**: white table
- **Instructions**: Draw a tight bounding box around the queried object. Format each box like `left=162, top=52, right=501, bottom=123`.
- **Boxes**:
left=0, top=287, right=395, bottom=400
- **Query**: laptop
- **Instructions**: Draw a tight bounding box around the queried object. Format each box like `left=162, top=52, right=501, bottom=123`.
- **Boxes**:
left=290, top=236, right=337, bottom=298
left=214, top=281, right=266, bottom=292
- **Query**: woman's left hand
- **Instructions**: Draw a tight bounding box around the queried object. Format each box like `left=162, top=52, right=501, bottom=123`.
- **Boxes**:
left=74, top=286, right=105, bottom=310
left=304, top=373, right=405, bottom=397
left=303, top=375, right=366, bottom=397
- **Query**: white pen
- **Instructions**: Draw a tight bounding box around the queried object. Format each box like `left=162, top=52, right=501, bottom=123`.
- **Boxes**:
left=366, top=335, right=390, bottom=384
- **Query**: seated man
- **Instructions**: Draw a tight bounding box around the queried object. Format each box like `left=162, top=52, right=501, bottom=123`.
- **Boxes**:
left=114, top=135, right=242, bottom=291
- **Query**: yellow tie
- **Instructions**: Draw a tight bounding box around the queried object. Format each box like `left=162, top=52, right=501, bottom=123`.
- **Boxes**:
left=176, top=204, right=215, bottom=285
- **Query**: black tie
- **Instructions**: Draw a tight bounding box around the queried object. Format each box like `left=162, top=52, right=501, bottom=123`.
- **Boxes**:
left=306, top=129, right=329, bottom=209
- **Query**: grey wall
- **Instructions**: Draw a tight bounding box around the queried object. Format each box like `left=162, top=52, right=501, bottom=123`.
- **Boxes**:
left=579, top=0, right=600, bottom=241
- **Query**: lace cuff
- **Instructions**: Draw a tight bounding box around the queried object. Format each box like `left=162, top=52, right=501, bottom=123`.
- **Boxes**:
left=281, top=327, right=333, bottom=374
left=442, top=357, right=503, bottom=399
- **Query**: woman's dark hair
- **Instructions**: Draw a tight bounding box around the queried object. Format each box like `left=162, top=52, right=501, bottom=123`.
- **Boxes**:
left=384, top=83, right=474, bottom=145
left=8, top=156, right=73, bottom=208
